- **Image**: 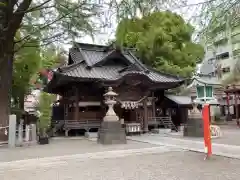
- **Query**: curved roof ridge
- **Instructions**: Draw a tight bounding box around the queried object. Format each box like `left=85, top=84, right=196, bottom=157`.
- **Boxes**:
left=146, top=66, right=184, bottom=80
left=58, top=61, right=83, bottom=73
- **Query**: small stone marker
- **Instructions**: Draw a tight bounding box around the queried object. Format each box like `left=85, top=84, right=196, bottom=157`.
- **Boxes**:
left=8, top=115, right=17, bottom=148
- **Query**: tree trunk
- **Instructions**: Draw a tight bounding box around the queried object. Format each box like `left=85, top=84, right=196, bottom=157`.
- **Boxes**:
left=0, top=52, right=14, bottom=141
left=0, top=0, right=32, bottom=140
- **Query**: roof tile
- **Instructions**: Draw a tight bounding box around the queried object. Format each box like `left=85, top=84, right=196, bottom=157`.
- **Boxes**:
left=62, top=43, right=184, bottom=84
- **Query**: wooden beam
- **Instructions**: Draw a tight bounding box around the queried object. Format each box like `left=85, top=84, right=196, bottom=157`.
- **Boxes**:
left=143, top=97, right=148, bottom=133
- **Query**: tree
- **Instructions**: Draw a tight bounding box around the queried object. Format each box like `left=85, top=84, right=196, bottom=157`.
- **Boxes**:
left=111, top=0, right=187, bottom=19
left=185, top=0, right=240, bottom=40
left=11, top=43, right=63, bottom=111
left=0, top=0, right=105, bottom=139
left=12, top=40, right=41, bottom=111
left=37, top=91, right=55, bottom=138
left=115, top=11, right=204, bottom=77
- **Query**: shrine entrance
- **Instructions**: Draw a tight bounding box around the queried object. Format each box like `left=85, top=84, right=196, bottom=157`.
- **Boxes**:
left=123, top=109, right=137, bottom=123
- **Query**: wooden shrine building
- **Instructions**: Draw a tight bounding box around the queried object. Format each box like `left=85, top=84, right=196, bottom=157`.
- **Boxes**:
left=224, top=85, right=240, bottom=126
left=45, top=43, right=186, bottom=136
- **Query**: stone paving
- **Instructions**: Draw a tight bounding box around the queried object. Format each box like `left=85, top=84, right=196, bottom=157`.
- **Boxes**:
left=0, top=137, right=240, bottom=179
left=127, top=134, right=240, bottom=159
left=0, top=138, right=158, bottom=162
left=1, top=150, right=240, bottom=180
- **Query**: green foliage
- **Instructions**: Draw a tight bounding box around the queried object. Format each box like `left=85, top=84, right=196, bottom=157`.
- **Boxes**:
left=116, top=11, right=204, bottom=77
left=16, top=0, right=102, bottom=49
left=12, top=38, right=41, bottom=108
left=197, top=0, right=240, bottom=43
left=38, top=92, right=55, bottom=136
left=111, top=0, right=187, bottom=21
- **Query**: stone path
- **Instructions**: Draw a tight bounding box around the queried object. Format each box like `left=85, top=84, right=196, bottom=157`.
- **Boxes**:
left=1, top=150, right=240, bottom=180
left=127, top=134, right=240, bottom=159
left=0, top=146, right=181, bottom=171
left=0, top=139, right=157, bottom=162
left=1, top=138, right=240, bottom=180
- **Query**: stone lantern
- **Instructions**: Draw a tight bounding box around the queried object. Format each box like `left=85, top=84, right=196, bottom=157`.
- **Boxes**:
left=103, top=87, right=118, bottom=122
left=98, top=87, right=126, bottom=144
left=184, top=103, right=204, bottom=137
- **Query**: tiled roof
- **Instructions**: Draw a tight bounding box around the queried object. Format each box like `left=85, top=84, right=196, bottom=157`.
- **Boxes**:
left=165, top=95, right=192, bottom=105
left=60, top=62, right=183, bottom=83
left=61, top=63, right=123, bottom=80
left=58, top=43, right=184, bottom=84
left=194, top=76, right=221, bottom=86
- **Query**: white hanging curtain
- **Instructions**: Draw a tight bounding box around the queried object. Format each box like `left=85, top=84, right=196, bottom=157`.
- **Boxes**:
left=121, top=101, right=140, bottom=109
left=118, top=96, right=147, bottom=109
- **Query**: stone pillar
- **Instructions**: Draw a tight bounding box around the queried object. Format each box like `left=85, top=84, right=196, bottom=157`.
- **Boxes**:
left=98, top=87, right=126, bottom=144
left=17, top=119, right=24, bottom=146
left=143, top=98, right=148, bottom=133
left=8, top=115, right=17, bottom=148
left=31, top=124, right=37, bottom=143
left=25, top=125, right=30, bottom=143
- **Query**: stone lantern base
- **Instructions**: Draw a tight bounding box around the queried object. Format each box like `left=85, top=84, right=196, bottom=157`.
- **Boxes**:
left=98, top=121, right=126, bottom=145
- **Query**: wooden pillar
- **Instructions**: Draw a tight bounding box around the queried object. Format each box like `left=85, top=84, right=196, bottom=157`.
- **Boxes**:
left=74, top=88, right=79, bottom=120
left=152, top=92, right=156, bottom=117
left=143, top=97, right=148, bottom=133
left=63, top=92, right=69, bottom=120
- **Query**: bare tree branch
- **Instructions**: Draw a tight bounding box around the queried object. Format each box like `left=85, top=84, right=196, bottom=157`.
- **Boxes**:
left=7, top=0, right=32, bottom=36
left=14, top=0, right=90, bottom=44
left=14, top=0, right=52, bottom=14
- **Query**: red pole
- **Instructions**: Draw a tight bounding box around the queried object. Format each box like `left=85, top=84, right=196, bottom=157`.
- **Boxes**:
left=202, top=104, right=212, bottom=159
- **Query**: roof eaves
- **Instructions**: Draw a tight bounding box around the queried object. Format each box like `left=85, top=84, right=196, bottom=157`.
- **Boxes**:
left=194, top=77, right=222, bottom=86
left=147, top=66, right=184, bottom=81
left=58, top=61, right=83, bottom=73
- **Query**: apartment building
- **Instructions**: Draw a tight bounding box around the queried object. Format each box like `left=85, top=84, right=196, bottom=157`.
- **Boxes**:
left=202, top=16, right=240, bottom=81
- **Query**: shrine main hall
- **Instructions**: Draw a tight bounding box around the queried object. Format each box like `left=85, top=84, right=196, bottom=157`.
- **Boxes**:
left=45, top=43, right=190, bottom=136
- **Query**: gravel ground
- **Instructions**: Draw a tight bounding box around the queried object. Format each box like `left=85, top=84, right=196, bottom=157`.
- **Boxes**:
left=1, top=151, right=240, bottom=180
left=0, top=139, right=157, bottom=162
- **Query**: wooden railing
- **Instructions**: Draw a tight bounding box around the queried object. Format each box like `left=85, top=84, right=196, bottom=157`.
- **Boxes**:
left=148, top=116, right=171, bottom=126
left=63, top=119, right=102, bottom=136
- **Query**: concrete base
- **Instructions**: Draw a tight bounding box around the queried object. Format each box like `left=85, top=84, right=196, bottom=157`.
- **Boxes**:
left=184, top=117, right=204, bottom=137
left=225, top=114, right=232, bottom=121
left=85, top=132, right=98, bottom=138
left=98, top=121, right=126, bottom=145
left=151, top=128, right=171, bottom=134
